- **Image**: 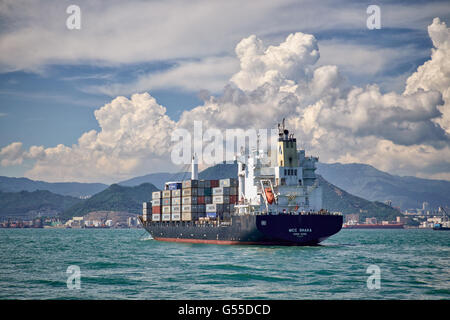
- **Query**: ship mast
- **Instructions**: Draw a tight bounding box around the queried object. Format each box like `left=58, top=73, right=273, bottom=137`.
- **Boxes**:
left=191, top=153, right=198, bottom=180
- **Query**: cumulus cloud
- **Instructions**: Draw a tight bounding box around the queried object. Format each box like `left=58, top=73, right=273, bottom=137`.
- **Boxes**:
left=2, top=93, right=176, bottom=182
left=1, top=18, right=450, bottom=182
left=0, top=142, right=24, bottom=166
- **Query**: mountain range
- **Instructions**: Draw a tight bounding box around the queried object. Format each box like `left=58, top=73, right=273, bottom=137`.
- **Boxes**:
left=0, top=161, right=448, bottom=220
left=315, top=163, right=450, bottom=210
left=0, top=176, right=107, bottom=197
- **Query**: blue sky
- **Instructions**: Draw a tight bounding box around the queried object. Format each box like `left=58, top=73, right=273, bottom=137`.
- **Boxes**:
left=0, top=0, right=449, bottom=182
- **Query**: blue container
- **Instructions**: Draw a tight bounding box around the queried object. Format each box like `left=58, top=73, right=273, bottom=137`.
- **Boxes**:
left=168, top=183, right=182, bottom=190
left=207, top=212, right=216, bottom=218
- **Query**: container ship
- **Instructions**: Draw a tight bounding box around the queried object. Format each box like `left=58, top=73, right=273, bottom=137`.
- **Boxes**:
left=139, top=120, right=343, bottom=245
left=342, top=223, right=404, bottom=229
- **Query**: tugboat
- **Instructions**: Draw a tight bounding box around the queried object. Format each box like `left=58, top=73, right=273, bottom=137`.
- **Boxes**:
left=139, top=120, right=343, bottom=245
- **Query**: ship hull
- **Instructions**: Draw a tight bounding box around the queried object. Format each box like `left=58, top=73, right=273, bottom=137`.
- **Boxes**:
left=142, top=214, right=343, bottom=246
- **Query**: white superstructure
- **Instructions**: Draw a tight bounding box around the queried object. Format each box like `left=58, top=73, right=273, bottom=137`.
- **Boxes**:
left=235, top=119, right=323, bottom=215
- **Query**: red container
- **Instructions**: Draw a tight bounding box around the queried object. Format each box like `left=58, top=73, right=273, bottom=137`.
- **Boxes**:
left=197, top=196, right=205, bottom=204
left=229, top=195, right=237, bottom=204
left=210, top=180, right=219, bottom=188
left=152, top=206, right=161, bottom=214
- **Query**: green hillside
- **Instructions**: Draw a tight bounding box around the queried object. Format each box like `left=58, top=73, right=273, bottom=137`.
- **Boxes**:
left=61, top=183, right=158, bottom=220
left=319, top=176, right=400, bottom=220
left=0, top=190, right=82, bottom=218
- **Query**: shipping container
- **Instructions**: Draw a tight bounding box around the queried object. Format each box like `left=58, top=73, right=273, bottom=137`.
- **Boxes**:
left=167, top=182, right=182, bottom=190
left=205, top=196, right=212, bottom=204
left=197, top=196, right=205, bottom=204
left=210, top=180, right=219, bottom=188
left=152, top=206, right=161, bottom=214
left=204, top=180, right=211, bottom=188
left=152, top=199, right=161, bottom=206
left=162, top=198, right=171, bottom=206
left=171, top=205, right=181, bottom=214
left=207, top=212, right=217, bottom=218
left=206, top=203, right=224, bottom=212
left=143, top=208, right=148, bottom=215
left=212, top=187, right=230, bottom=196
left=197, top=204, right=206, bottom=213
left=182, top=180, right=198, bottom=188
left=219, top=178, right=238, bottom=187
left=198, top=180, right=205, bottom=188
left=213, top=195, right=229, bottom=204
left=162, top=213, right=171, bottom=221
left=171, top=213, right=181, bottom=221
left=162, top=205, right=171, bottom=214
left=182, top=212, right=192, bottom=221
left=229, top=195, right=238, bottom=204
left=182, top=205, right=192, bottom=213
left=171, top=189, right=181, bottom=197
left=182, top=188, right=198, bottom=196
left=182, top=196, right=197, bottom=205
left=143, top=201, right=151, bottom=209
left=162, top=190, right=171, bottom=198
left=152, top=191, right=162, bottom=199
left=197, top=188, right=204, bottom=196
left=172, top=197, right=181, bottom=205
left=152, top=214, right=161, bottom=221
left=229, top=186, right=238, bottom=196
left=204, top=188, right=212, bottom=196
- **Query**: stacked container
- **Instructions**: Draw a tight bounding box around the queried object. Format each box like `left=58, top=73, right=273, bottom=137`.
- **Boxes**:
left=142, top=201, right=151, bottom=221
left=171, top=187, right=182, bottom=221
left=151, top=191, right=161, bottom=221
left=148, top=178, right=238, bottom=222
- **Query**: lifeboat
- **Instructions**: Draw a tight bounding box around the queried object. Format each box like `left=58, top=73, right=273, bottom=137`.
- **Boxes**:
left=264, top=187, right=275, bottom=204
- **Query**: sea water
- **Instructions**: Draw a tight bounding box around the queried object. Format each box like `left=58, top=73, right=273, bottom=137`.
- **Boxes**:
left=0, top=228, right=448, bottom=299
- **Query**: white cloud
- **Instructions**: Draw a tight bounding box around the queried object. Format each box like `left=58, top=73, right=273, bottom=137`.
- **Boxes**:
left=86, top=56, right=239, bottom=96
left=0, top=142, right=24, bottom=166
left=1, top=17, right=449, bottom=183
left=1, top=0, right=449, bottom=73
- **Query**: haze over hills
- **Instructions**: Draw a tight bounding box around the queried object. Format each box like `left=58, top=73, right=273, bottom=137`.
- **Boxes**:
left=0, top=176, right=108, bottom=198
left=316, top=163, right=450, bottom=210
left=1, top=161, right=448, bottom=220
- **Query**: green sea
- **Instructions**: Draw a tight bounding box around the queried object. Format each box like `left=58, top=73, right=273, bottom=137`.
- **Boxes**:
left=0, top=228, right=448, bottom=299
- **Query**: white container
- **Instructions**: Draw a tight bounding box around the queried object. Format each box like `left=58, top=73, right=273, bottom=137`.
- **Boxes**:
left=143, top=208, right=148, bottom=215
left=162, top=190, right=171, bottom=198
left=171, top=213, right=181, bottom=221
left=152, top=213, right=161, bottom=221
left=182, top=205, right=192, bottom=213
left=219, top=179, right=230, bottom=187
left=143, top=201, right=151, bottom=209
left=172, top=197, right=181, bottom=205
left=212, top=187, right=223, bottom=196
left=162, top=213, right=171, bottom=221
left=172, top=205, right=181, bottom=214
left=182, top=212, right=192, bottom=221
left=152, top=199, right=161, bottom=206
left=162, top=205, right=171, bottom=214
left=152, top=191, right=162, bottom=199
left=171, top=189, right=181, bottom=197
left=182, top=196, right=191, bottom=205
left=213, top=195, right=229, bottom=204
